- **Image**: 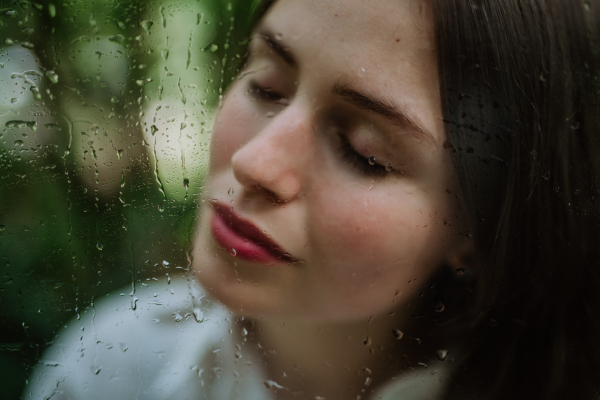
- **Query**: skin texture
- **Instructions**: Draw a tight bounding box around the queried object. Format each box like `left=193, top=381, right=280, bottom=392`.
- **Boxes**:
left=193, top=0, right=467, bottom=321
left=192, top=0, right=471, bottom=397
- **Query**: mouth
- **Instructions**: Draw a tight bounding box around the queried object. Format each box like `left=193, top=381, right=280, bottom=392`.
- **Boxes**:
left=210, top=201, right=295, bottom=264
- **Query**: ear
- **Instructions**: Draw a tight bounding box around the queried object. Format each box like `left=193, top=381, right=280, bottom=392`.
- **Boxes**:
left=446, top=236, right=476, bottom=272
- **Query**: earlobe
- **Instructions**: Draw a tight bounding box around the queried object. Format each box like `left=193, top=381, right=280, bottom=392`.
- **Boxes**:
left=446, top=237, right=476, bottom=273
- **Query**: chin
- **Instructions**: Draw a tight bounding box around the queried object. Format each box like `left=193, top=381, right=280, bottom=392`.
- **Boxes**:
left=192, top=258, right=277, bottom=318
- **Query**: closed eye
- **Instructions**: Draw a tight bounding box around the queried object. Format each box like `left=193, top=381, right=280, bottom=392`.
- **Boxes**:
left=248, top=80, right=285, bottom=102
left=338, top=133, right=396, bottom=177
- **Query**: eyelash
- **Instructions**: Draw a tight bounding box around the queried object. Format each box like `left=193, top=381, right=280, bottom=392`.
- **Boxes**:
left=248, top=80, right=284, bottom=102
left=247, top=80, right=394, bottom=178
left=338, top=134, right=393, bottom=177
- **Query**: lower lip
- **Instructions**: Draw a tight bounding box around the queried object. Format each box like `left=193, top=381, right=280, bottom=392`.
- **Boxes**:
left=210, top=211, right=282, bottom=264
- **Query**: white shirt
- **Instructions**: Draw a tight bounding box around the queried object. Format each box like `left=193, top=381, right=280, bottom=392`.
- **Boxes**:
left=24, top=277, right=453, bottom=400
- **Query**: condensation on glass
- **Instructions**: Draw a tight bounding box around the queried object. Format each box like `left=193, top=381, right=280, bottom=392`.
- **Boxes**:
left=3, top=1, right=600, bottom=400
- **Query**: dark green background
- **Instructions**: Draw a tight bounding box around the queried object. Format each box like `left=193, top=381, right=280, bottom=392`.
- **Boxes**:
left=0, top=0, right=263, bottom=398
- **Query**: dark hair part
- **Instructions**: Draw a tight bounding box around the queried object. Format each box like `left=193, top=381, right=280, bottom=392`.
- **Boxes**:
left=433, top=1, right=600, bottom=398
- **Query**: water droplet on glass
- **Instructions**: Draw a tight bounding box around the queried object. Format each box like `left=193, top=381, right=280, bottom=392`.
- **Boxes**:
left=434, top=300, right=445, bottom=312
left=228, top=187, right=234, bottom=196
left=151, top=125, right=158, bottom=135
left=158, top=202, right=164, bottom=212
left=368, top=156, right=376, bottom=166
left=108, top=34, right=124, bottom=43
left=385, top=163, right=393, bottom=172
left=363, top=337, right=372, bottom=346
left=140, top=20, right=153, bottom=32
left=44, top=69, right=59, bottom=84
left=6, top=120, right=37, bottom=131
left=48, top=3, right=56, bottom=17
left=193, top=308, right=203, bottom=323
left=96, top=242, right=104, bottom=250
left=436, top=349, right=448, bottom=361
left=542, top=171, right=551, bottom=180
left=13, top=139, right=23, bottom=146
left=241, top=327, right=248, bottom=337
left=263, top=380, right=285, bottom=389
left=131, top=296, right=139, bottom=310
left=183, top=178, right=190, bottom=190
left=392, top=329, right=404, bottom=339
left=117, top=149, right=124, bottom=160
left=174, top=311, right=183, bottom=322
left=571, top=121, right=580, bottom=130
left=5, top=38, right=13, bottom=46
left=162, top=260, right=170, bottom=268
left=265, top=111, right=275, bottom=118
left=204, top=43, right=218, bottom=52
left=364, top=377, right=372, bottom=387
left=230, top=248, right=237, bottom=257
left=30, top=86, right=41, bottom=100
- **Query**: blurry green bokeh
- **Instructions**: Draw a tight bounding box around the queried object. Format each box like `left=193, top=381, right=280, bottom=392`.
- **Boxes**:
left=0, top=0, right=264, bottom=398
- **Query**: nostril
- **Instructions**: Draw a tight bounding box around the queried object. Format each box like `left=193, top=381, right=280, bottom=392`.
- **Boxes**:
left=251, top=184, right=285, bottom=204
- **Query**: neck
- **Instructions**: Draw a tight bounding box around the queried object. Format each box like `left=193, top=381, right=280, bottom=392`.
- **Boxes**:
left=241, top=307, right=448, bottom=400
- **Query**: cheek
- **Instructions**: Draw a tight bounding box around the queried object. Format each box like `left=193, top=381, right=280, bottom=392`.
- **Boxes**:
left=210, top=92, right=258, bottom=170
left=308, top=184, right=450, bottom=295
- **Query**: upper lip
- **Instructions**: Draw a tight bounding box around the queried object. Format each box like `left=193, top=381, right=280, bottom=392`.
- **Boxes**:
left=211, top=201, right=296, bottom=262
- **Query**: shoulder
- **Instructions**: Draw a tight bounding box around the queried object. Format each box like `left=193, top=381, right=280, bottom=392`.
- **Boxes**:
left=23, top=276, right=233, bottom=400
left=373, top=362, right=456, bottom=400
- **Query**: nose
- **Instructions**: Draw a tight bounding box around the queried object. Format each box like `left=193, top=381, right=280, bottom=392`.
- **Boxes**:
left=231, top=106, right=312, bottom=202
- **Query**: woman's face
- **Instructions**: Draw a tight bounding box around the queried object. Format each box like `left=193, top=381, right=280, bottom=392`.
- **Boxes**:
left=193, top=0, right=468, bottom=321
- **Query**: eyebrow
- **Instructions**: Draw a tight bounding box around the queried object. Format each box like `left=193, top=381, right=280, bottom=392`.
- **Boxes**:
left=254, top=30, right=435, bottom=145
left=255, top=30, right=297, bottom=68
left=332, top=81, right=436, bottom=145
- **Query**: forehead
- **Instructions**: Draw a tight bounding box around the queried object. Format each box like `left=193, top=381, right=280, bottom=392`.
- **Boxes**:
left=258, top=0, right=443, bottom=142
left=261, top=0, right=436, bottom=66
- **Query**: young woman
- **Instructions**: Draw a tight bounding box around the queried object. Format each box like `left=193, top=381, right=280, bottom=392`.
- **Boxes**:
left=25, top=0, right=600, bottom=399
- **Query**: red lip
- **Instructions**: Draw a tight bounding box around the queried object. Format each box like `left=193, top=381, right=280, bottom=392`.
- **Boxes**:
left=210, top=202, right=294, bottom=264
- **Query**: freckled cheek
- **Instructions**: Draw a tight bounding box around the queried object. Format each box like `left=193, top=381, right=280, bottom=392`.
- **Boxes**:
left=310, top=203, right=391, bottom=278
left=310, top=191, right=437, bottom=282
left=210, top=95, right=259, bottom=170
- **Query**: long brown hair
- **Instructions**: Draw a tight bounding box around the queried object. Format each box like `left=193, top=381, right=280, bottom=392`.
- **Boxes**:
left=236, top=0, right=600, bottom=397
left=433, top=1, right=600, bottom=398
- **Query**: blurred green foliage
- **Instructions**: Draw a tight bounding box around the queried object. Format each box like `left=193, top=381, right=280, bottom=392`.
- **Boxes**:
left=0, top=0, right=264, bottom=397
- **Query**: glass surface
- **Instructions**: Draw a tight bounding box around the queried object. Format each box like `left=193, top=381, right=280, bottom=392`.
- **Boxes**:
left=2, top=1, right=600, bottom=399
left=0, top=1, right=257, bottom=397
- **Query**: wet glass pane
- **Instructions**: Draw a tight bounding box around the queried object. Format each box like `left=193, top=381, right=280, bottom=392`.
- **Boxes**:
left=2, top=1, right=600, bottom=399
left=0, top=0, right=254, bottom=397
